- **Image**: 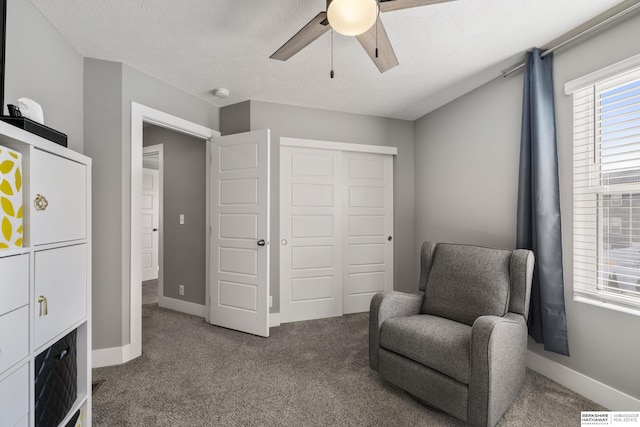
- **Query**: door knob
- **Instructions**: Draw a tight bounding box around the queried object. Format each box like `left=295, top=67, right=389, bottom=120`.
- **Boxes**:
left=257, top=239, right=266, bottom=247
left=388, top=236, right=393, bottom=241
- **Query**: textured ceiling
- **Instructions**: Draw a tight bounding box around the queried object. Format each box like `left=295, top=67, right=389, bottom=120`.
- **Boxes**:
left=30, top=0, right=626, bottom=120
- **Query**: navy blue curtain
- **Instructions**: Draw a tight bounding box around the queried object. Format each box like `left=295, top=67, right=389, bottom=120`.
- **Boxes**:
left=516, top=48, right=570, bottom=356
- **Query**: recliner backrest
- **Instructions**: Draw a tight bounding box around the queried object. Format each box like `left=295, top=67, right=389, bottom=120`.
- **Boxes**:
left=419, top=242, right=513, bottom=326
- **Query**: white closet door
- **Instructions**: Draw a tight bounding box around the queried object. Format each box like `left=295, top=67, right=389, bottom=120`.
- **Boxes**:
left=280, top=146, right=343, bottom=322
left=343, top=152, right=394, bottom=314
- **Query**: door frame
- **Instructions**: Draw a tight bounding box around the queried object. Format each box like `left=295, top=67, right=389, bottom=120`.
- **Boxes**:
left=130, top=102, right=219, bottom=361
left=142, top=144, right=163, bottom=289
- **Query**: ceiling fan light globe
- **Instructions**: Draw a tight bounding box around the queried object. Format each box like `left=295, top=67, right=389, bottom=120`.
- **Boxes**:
left=327, top=0, right=378, bottom=36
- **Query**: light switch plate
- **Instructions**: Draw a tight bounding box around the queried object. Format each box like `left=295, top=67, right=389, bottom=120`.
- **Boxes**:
left=179, top=214, right=184, bottom=225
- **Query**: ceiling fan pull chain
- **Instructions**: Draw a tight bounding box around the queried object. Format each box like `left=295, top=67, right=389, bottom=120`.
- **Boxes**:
left=375, top=17, right=379, bottom=58
left=375, top=2, right=380, bottom=58
left=330, top=30, right=335, bottom=79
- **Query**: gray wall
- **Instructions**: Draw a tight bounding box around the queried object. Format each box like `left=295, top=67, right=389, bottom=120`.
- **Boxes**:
left=83, top=59, right=124, bottom=349
left=4, top=0, right=84, bottom=152
left=220, top=100, right=250, bottom=136
left=414, top=14, right=640, bottom=400
left=84, top=58, right=219, bottom=350
left=221, top=100, right=416, bottom=313
left=143, top=125, right=207, bottom=305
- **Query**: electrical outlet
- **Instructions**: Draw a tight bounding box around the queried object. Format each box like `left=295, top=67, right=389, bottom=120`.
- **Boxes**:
left=179, top=284, right=184, bottom=296
left=179, top=214, right=185, bottom=225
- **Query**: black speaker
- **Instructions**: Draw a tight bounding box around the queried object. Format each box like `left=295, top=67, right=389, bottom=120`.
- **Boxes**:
left=34, top=329, right=77, bottom=427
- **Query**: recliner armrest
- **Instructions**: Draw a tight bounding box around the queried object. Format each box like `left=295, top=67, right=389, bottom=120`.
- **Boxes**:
left=469, top=313, right=528, bottom=427
left=369, top=291, right=424, bottom=371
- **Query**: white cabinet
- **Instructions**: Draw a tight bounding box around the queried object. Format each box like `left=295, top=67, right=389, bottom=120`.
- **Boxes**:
left=0, top=121, right=91, bottom=427
left=31, top=149, right=87, bottom=246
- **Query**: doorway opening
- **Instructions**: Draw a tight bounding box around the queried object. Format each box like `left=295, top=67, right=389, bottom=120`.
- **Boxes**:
left=130, top=103, right=219, bottom=361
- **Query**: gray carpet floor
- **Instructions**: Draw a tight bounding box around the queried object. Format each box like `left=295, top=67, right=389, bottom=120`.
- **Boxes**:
left=92, top=304, right=605, bottom=426
left=142, top=279, right=159, bottom=305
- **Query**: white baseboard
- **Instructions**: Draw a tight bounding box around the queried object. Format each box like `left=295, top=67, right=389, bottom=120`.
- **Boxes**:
left=159, top=296, right=207, bottom=318
left=92, top=344, right=131, bottom=368
left=270, top=312, right=281, bottom=327
left=527, top=350, right=640, bottom=410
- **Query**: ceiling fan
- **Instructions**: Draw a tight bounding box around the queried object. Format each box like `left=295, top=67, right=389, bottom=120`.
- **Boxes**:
left=270, top=0, right=456, bottom=73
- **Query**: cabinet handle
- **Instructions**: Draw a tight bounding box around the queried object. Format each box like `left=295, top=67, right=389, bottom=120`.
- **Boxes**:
left=34, top=194, right=49, bottom=211
left=38, top=295, right=48, bottom=316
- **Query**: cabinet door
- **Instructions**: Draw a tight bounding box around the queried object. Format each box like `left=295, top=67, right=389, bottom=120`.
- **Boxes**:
left=34, top=244, right=87, bottom=349
left=0, top=364, right=29, bottom=427
left=31, top=149, right=87, bottom=246
left=0, top=254, right=29, bottom=316
left=0, top=306, right=29, bottom=374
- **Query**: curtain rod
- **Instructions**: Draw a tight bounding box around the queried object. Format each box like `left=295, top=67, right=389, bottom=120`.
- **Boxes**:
left=501, top=0, right=640, bottom=78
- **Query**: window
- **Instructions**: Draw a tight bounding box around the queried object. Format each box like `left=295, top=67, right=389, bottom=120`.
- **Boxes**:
left=568, top=55, right=640, bottom=313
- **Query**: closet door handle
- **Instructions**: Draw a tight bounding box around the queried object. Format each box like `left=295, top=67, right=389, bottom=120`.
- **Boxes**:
left=257, top=239, right=266, bottom=247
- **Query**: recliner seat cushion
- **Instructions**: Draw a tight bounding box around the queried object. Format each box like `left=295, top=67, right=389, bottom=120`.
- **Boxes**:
left=379, top=314, right=471, bottom=384
left=421, top=244, right=512, bottom=326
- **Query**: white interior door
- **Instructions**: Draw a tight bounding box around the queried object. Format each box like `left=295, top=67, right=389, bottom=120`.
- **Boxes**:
left=343, top=152, right=394, bottom=314
left=280, top=146, right=343, bottom=323
left=141, top=168, right=159, bottom=281
left=210, top=129, right=270, bottom=337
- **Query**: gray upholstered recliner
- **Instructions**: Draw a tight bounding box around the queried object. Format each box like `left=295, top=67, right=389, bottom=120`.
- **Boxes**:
left=369, top=241, right=534, bottom=427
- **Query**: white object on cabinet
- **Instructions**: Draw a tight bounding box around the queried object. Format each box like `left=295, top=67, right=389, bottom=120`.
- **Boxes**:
left=0, top=119, right=91, bottom=427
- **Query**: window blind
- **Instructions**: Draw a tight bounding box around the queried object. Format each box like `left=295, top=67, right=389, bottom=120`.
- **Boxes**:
left=572, top=66, right=640, bottom=311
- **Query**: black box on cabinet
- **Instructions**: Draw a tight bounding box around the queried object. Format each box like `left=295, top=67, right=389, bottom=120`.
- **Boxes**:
left=0, top=116, right=68, bottom=147
left=34, top=329, right=77, bottom=427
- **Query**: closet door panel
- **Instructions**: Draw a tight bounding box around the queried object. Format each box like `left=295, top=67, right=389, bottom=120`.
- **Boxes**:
left=343, top=152, right=394, bottom=314
left=280, top=147, right=343, bottom=323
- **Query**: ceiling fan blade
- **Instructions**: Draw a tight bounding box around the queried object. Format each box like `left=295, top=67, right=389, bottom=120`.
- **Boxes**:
left=379, top=0, right=456, bottom=13
left=356, top=19, right=399, bottom=73
left=270, top=12, right=330, bottom=61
